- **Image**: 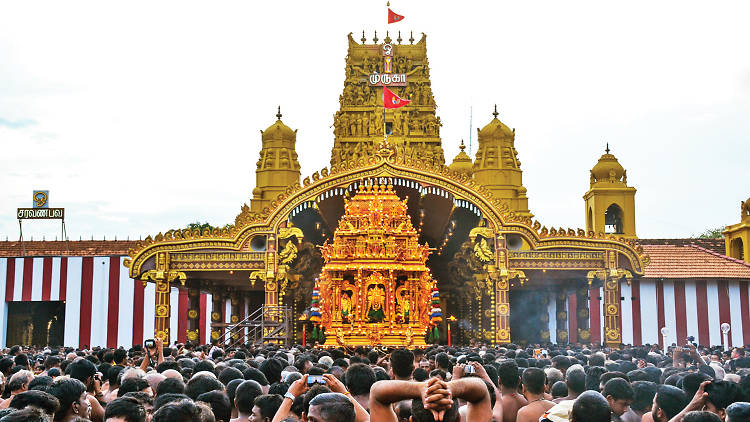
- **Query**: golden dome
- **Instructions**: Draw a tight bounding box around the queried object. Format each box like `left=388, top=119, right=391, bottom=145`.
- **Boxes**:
left=591, top=144, right=625, bottom=184
left=449, top=140, right=473, bottom=176
left=477, top=105, right=514, bottom=140
left=261, top=107, right=296, bottom=142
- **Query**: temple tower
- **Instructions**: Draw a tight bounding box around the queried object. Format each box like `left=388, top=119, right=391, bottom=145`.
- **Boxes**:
left=472, top=106, right=532, bottom=217
left=583, top=145, right=637, bottom=238
left=251, top=108, right=301, bottom=213
left=330, top=32, right=444, bottom=167
left=449, top=140, right=473, bottom=177
left=724, top=197, right=750, bottom=263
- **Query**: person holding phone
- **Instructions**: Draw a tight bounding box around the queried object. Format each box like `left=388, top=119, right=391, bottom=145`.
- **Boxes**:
left=139, top=337, right=164, bottom=372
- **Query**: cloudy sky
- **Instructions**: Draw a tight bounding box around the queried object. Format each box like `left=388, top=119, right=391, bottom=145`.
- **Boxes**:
left=1, top=0, right=749, bottom=242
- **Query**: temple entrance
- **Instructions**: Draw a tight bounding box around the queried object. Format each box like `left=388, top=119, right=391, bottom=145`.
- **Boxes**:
left=6, top=301, right=65, bottom=347
left=509, top=290, right=548, bottom=346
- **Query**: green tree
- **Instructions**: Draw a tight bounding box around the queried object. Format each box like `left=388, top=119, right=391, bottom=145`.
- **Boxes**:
left=186, top=221, right=231, bottom=231
left=696, top=227, right=725, bottom=239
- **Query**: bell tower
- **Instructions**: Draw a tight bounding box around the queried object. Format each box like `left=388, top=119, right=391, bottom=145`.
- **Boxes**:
left=251, top=107, right=301, bottom=213
left=583, top=145, right=637, bottom=238
left=723, top=197, right=750, bottom=263
left=472, top=106, right=532, bottom=217
left=330, top=32, right=444, bottom=167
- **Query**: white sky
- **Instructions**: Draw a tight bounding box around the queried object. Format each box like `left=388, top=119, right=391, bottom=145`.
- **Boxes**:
left=1, top=0, right=749, bottom=242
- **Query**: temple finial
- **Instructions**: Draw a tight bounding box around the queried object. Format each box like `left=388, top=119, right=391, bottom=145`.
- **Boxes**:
left=409, top=31, right=414, bottom=44
left=276, top=106, right=282, bottom=120
left=492, top=104, right=498, bottom=118
left=605, top=142, right=610, bottom=154
left=397, top=30, right=402, bottom=44
left=459, top=139, right=466, bottom=151
left=373, top=30, right=378, bottom=44
left=361, top=30, right=367, bottom=44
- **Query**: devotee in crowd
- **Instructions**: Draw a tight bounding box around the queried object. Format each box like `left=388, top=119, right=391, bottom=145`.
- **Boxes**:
left=1, top=340, right=750, bottom=422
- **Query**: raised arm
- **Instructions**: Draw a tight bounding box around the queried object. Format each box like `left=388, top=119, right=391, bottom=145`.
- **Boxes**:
left=447, top=376, right=492, bottom=422
left=323, top=374, right=370, bottom=422
left=370, top=378, right=451, bottom=422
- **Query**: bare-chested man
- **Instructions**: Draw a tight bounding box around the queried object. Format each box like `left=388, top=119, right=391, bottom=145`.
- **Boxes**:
left=517, top=368, right=555, bottom=422
left=498, top=360, right=528, bottom=422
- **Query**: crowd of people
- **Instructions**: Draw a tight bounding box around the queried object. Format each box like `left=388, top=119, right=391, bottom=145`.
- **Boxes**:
left=0, top=338, right=749, bottom=422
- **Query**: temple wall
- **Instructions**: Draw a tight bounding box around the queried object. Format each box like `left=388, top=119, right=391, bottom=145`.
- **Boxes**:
left=1, top=256, right=749, bottom=348
left=582, top=279, right=749, bottom=348
left=0, top=256, right=214, bottom=348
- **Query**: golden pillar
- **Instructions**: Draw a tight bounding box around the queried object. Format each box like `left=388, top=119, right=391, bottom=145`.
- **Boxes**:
left=589, top=252, right=630, bottom=347
left=496, top=275, right=510, bottom=344
left=603, top=275, right=622, bottom=346
left=154, top=277, right=171, bottom=343
left=142, top=252, right=185, bottom=345
left=265, top=235, right=278, bottom=307
left=495, top=234, right=511, bottom=344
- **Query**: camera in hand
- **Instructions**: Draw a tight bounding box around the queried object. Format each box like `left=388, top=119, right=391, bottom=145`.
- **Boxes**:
left=144, top=339, right=156, bottom=349
left=307, top=375, right=326, bottom=386
left=465, top=365, right=476, bottom=374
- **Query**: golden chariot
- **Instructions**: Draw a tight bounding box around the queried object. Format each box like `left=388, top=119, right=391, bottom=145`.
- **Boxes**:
left=309, top=181, right=441, bottom=347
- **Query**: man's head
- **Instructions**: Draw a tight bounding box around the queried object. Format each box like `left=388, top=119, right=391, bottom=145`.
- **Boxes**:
left=726, top=402, right=750, bottom=422
left=571, top=391, right=612, bottom=422
left=602, top=377, right=634, bottom=416
left=196, top=390, right=231, bottom=422
left=68, top=358, right=97, bottom=389
left=545, top=368, right=563, bottom=392
left=521, top=367, right=546, bottom=396
left=682, top=411, right=723, bottom=422
left=113, top=349, right=128, bottom=365
left=566, top=366, right=587, bottom=396
left=7, top=370, right=33, bottom=393
left=652, top=385, right=688, bottom=422
left=46, top=377, right=89, bottom=420
left=390, top=349, right=415, bottom=380
left=152, top=399, right=201, bottom=422
left=705, top=381, right=745, bottom=421
left=104, top=396, right=147, bottom=422
left=250, top=394, right=283, bottom=422
left=631, top=381, right=658, bottom=415
left=344, top=363, right=376, bottom=397
left=118, top=377, right=152, bottom=397
left=304, top=392, right=355, bottom=422
left=8, top=390, right=60, bottom=417
left=235, top=380, right=263, bottom=416
left=186, top=373, right=223, bottom=401
left=498, top=360, right=520, bottom=389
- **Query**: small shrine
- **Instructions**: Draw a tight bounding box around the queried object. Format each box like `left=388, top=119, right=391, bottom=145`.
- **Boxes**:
left=309, top=182, right=441, bottom=347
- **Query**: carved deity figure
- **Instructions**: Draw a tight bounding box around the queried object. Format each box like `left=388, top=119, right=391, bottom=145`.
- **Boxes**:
left=341, top=292, right=353, bottom=323
left=474, top=237, right=494, bottom=263
left=367, top=285, right=386, bottom=322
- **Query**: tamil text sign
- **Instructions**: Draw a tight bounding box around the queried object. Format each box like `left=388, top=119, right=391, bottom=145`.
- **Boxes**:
left=17, top=208, right=65, bottom=219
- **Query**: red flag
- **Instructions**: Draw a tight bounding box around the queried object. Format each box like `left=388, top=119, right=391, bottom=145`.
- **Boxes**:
left=384, top=86, right=410, bottom=109
left=388, top=8, right=404, bottom=24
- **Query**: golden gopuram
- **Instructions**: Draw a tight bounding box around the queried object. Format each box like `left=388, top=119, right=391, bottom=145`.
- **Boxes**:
left=124, top=31, right=649, bottom=348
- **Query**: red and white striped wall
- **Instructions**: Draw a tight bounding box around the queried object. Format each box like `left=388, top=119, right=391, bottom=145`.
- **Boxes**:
left=582, top=279, right=750, bottom=347
left=0, top=257, right=216, bottom=348
left=3, top=256, right=749, bottom=348
left=544, top=279, right=749, bottom=347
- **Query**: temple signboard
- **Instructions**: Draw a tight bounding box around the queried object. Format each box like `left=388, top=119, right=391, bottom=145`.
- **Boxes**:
left=368, top=72, right=407, bottom=86
left=17, top=208, right=65, bottom=219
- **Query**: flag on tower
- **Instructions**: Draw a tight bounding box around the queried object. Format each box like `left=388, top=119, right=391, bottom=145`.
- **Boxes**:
left=388, top=8, right=404, bottom=24
left=384, top=86, right=410, bottom=109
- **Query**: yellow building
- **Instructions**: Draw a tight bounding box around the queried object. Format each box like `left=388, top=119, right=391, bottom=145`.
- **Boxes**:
left=724, top=198, right=750, bottom=262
